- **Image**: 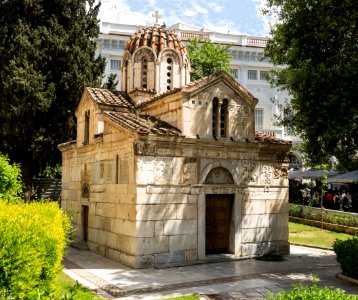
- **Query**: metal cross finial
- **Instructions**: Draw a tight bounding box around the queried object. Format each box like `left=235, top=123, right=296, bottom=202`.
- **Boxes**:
left=152, top=10, right=162, bottom=25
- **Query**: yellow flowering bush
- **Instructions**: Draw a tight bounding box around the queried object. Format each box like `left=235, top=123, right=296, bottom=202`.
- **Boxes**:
left=0, top=201, right=71, bottom=299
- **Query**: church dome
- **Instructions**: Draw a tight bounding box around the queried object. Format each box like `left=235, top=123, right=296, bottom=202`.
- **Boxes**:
left=125, top=25, right=187, bottom=57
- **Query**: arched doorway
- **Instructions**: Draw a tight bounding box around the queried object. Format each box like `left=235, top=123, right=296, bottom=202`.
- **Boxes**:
left=81, top=183, right=90, bottom=242
left=204, top=167, right=235, bottom=254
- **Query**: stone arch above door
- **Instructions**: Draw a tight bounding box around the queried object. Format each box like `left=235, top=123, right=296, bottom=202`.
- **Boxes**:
left=200, top=162, right=239, bottom=185
left=205, top=167, right=234, bottom=184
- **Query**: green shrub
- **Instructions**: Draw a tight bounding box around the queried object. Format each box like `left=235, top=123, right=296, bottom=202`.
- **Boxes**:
left=0, top=153, right=23, bottom=203
left=0, top=201, right=71, bottom=299
left=268, top=279, right=357, bottom=299
left=333, top=237, right=358, bottom=280
left=289, top=204, right=358, bottom=228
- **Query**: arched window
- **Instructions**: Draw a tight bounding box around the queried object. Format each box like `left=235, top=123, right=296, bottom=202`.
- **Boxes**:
left=142, top=59, right=148, bottom=89
left=84, top=110, right=90, bottom=145
left=166, top=57, right=172, bottom=91
left=220, top=99, right=228, bottom=137
left=212, top=98, right=219, bottom=137
left=124, top=60, right=128, bottom=91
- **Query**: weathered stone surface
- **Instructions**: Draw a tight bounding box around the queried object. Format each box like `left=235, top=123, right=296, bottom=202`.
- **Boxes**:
left=136, top=221, right=155, bottom=237
left=242, top=200, right=266, bottom=215
left=169, top=234, right=197, bottom=252
left=96, top=203, right=116, bottom=218
left=154, top=221, right=164, bottom=236
left=164, top=220, right=197, bottom=235
left=269, top=213, right=289, bottom=228
left=185, top=249, right=198, bottom=261
left=176, top=204, right=197, bottom=220
left=266, top=199, right=289, bottom=214
left=154, top=252, right=185, bottom=264
left=241, top=228, right=268, bottom=243
left=136, top=204, right=177, bottom=221
left=242, top=214, right=269, bottom=229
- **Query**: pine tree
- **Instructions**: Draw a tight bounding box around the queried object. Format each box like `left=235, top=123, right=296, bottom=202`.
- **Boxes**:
left=0, top=0, right=105, bottom=181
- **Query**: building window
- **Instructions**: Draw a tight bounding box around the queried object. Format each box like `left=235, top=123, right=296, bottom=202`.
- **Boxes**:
left=103, top=39, right=110, bottom=49
left=142, top=59, right=148, bottom=89
left=110, top=59, right=120, bottom=70
left=220, top=99, right=228, bottom=137
left=84, top=110, right=90, bottom=145
left=255, top=108, right=263, bottom=131
left=118, top=40, right=125, bottom=50
left=230, top=68, right=238, bottom=79
left=212, top=98, right=219, bottom=137
left=260, top=71, right=269, bottom=81
left=166, top=57, right=172, bottom=90
left=248, top=70, right=257, bottom=80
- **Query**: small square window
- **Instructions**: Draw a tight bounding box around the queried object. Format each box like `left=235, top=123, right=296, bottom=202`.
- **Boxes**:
left=110, top=59, right=121, bottom=70
left=248, top=70, right=257, bottom=80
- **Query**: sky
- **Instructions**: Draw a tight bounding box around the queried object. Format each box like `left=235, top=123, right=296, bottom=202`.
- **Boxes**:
left=98, top=0, right=272, bottom=37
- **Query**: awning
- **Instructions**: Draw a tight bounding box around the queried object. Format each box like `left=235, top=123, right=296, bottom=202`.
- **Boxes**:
left=289, top=168, right=338, bottom=180
left=327, top=170, right=358, bottom=183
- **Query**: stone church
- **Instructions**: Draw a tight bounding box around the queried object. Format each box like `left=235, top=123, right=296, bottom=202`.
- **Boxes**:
left=59, top=21, right=291, bottom=268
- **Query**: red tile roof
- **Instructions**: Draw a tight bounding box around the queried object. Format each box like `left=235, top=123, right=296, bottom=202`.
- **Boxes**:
left=125, top=25, right=187, bottom=56
left=86, top=87, right=134, bottom=108
left=255, top=131, right=291, bottom=144
left=103, top=111, right=182, bottom=136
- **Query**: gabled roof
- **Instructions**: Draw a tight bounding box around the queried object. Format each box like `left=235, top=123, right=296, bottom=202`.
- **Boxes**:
left=86, top=87, right=134, bottom=109
left=103, top=111, right=182, bottom=136
left=182, top=71, right=256, bottom=100
left=136, top=71, right=258, bottom=109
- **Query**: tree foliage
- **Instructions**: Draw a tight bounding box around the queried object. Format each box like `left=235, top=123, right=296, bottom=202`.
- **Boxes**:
left=187, top=38, right=232, bottom=81
left=0, top=0, right=105, bottom=181
left=263, top=0, right=358, bottom=170
left=102, top=73, right=119, bottom=91
left=0, top=153, right=23, bottom=203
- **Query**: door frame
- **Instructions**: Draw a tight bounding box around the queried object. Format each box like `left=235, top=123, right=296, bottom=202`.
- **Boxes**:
left=198, top=186, right=242, bottom=260
left=205, top=193, right=234, bottom=254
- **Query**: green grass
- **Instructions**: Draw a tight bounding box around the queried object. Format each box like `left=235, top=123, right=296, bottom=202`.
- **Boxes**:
left=289, top=221, right=353, bottom=249
left=54, top=273, right=104, bottom=299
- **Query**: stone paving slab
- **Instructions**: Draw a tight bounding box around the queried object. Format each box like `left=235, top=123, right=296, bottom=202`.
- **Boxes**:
left=63, top=245, right=358, bottom=299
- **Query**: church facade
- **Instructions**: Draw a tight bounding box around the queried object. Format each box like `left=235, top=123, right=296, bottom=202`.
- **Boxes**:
left=59, top=22, right=291, bottom=268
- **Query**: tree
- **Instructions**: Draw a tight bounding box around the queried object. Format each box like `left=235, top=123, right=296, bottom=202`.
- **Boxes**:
left=0, top=153, right=23, bottom=203
left=187, top=38, right=232, bottom=81
left=102, top=73, right=119, bottom=91
left=0, top=0, right=105, bottom=182
left=262, top=0, right=358, bottom=170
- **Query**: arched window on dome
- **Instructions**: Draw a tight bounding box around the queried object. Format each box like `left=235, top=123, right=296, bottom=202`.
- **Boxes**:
left=166, top=57, right=173, bottom=91
left=142, top=58, right=148, bottom=90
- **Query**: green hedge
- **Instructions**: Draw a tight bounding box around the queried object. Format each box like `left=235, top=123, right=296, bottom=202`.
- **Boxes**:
left=333, top=237, right=358, bottom=280
left=289, top=204, right=358, bottom=227
left=268, top=280, right=357, bottom=299
left=0, top=200, right=71, bottom=299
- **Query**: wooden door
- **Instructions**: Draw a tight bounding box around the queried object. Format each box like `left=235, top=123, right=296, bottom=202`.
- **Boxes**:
left=205, top=194, right=233, bottom=254
left=82, top=205, right=89, bottom=242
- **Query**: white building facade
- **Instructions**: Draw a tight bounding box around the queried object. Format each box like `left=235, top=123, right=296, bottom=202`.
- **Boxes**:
left=95, top=21, right=303, bottom=169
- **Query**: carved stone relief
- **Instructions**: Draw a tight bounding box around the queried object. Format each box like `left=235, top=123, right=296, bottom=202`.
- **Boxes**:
left=119, top=158, right=129, bottom=184
left=241, top=161, right=257, bottom=184
left=273, top=166, right=288, bottom=180
left=205, top=167, right=234, bottom=184
left=134, top=143, right=157, bottom=156
left=261, top=165, right=273, bottom=185
left=154, top=158, right=172, bottom=184
left=134, top=48, right=155, bottom=62
left=182, top=158, right=197, bottom=184
left=137, top=157, right=154, bottom=184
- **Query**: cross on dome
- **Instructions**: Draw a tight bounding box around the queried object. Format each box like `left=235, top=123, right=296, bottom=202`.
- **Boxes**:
left=152, top=10, right=162, bottom=25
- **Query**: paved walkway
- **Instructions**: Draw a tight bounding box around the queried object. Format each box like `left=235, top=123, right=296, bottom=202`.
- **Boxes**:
left=63, top=245, right=358, bottom=299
